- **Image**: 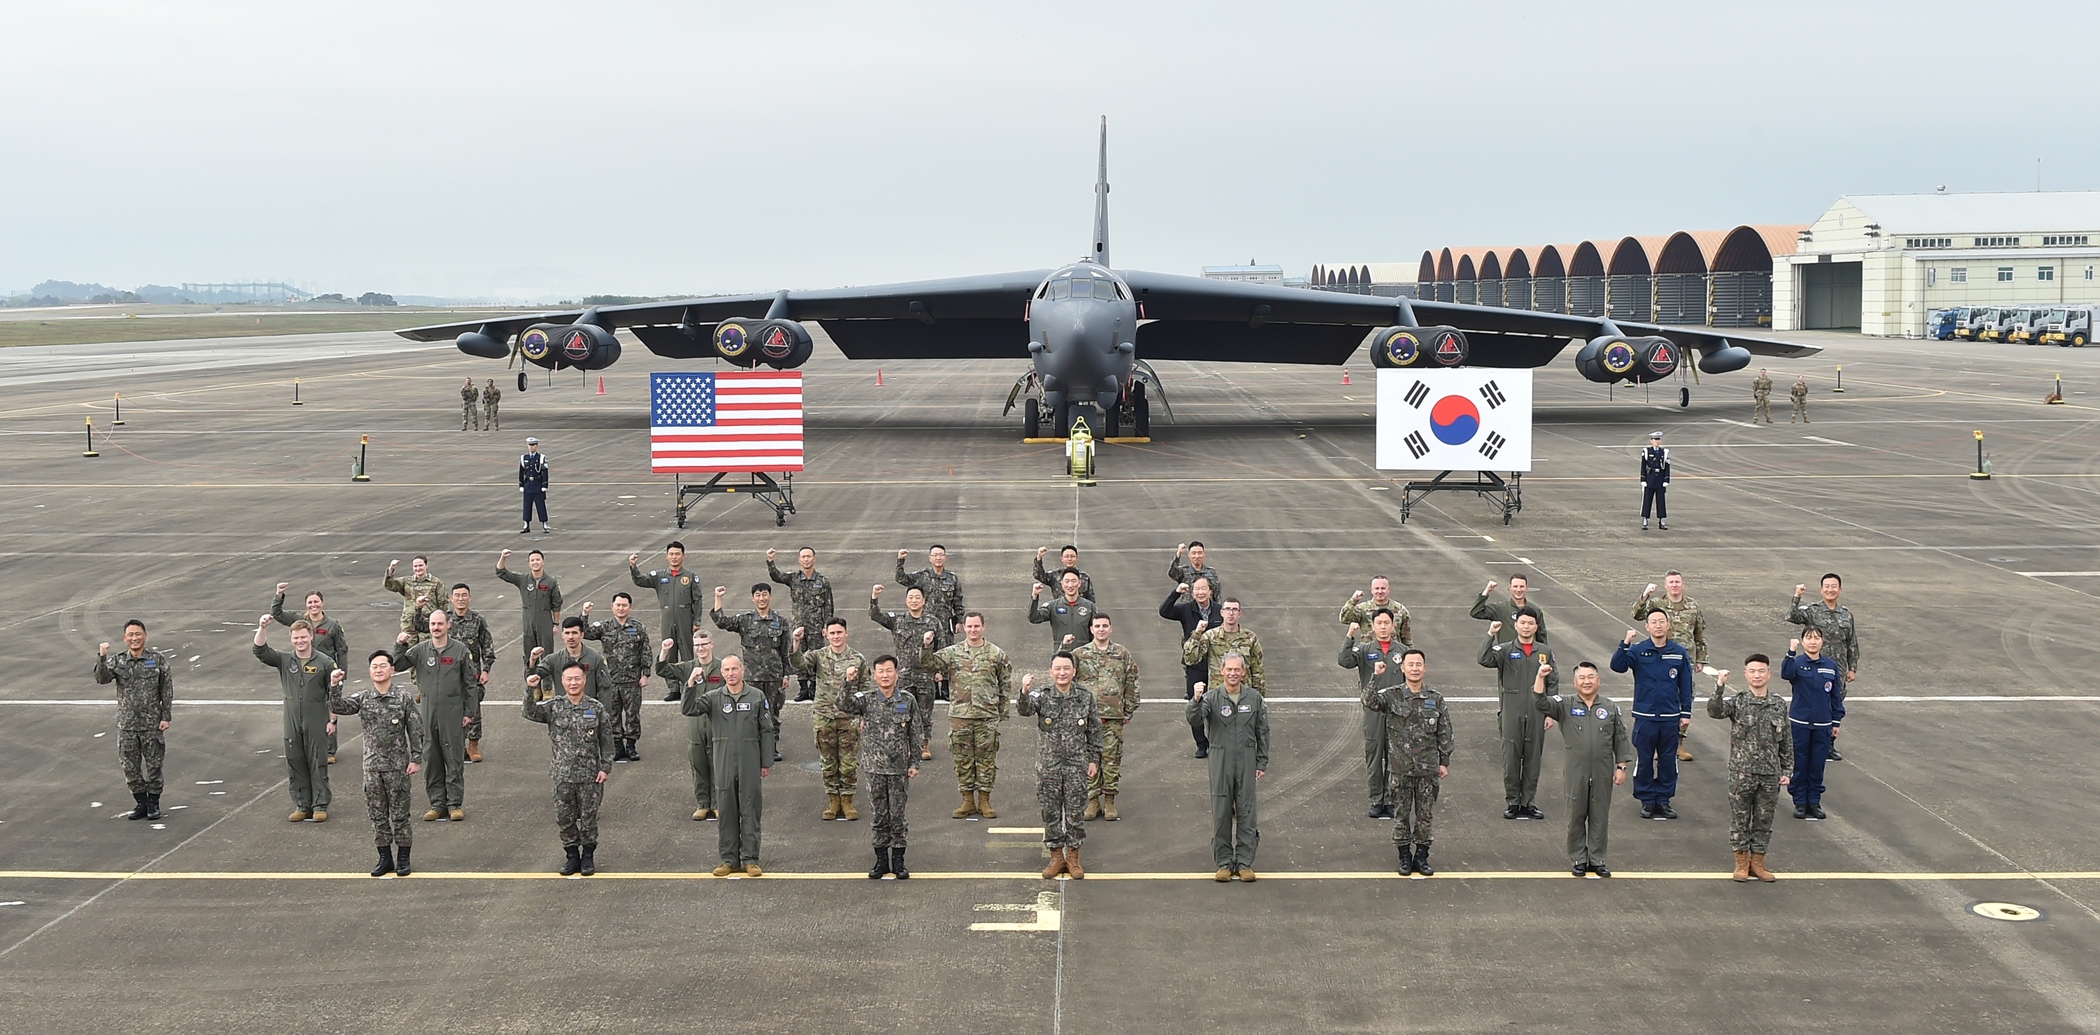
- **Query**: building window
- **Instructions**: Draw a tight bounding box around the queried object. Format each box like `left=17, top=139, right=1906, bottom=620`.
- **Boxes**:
left=1926, top=267, right=1937, bottom=286
left=1974, top=237, right=2024, bottom=247
left=2042, top=235, right=2091, bottom=246
left=1998, top=267, right=2015, bottom=282
left=1906, top=237, right=1952, bottom=248
left=2087, top=266, right=2095, bottom=281
left=2039, top=266, right=2055, bottom=281
left=1951, top=268, right=1968, bottom=283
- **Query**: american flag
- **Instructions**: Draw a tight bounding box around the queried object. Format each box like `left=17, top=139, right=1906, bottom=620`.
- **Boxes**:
left=650, top=371, right=804, bottom=473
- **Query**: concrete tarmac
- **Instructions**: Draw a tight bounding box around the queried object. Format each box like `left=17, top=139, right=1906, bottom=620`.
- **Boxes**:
left=1, top=328, right=2097, bottom=1033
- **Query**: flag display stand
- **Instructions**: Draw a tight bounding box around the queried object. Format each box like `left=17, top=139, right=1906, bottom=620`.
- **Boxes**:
left=675, top=471, right=796, bottom=527
left=1399, top=471, right=1522, bottom=525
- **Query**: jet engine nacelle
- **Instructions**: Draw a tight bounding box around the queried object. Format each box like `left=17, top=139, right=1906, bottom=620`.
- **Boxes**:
left=518, top=322, right=622, bottom=370
left=455, top=331, right=509, bottom=359
left=1573, top=334, right=1681, bottom=384
left=713, top=317, right=813, bottom=369
left=1699, top=343, right=1752, bottom=375
left=1368, top=326, right=1468, bottom=368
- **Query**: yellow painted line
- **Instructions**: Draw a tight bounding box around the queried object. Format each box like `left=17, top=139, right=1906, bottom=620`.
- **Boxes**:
left=4, top=869, right=2097, bottom=882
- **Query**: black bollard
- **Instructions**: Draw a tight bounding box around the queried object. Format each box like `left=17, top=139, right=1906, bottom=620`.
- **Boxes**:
left=83, top=417, right=100, bottom=458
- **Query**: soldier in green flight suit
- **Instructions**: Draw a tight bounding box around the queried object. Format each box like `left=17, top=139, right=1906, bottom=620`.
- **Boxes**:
left=497, top=548, right=563, bottom=667
left=1479, top=610, right=1556, bottom=821
left=271, top=583, right=349, bottom=763
left=704, top=655, right=776, bottom=877
left=253, top=615, right=341, bottom=822
left=1535, top=660, right=1633, bottom=877
left=658, top=631, right=724, bottom=820
left=1187, top=654, right=1268, bottom=882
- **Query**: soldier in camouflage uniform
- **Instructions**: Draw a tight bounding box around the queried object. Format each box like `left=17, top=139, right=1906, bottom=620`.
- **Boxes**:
left=583, top=592, right=653, bottom=763
left=1018, top=654, right=1103, bottom=879
left=1028, top=574, right=1097, bottom=655
left=271, top=583, right=349, bottom=762
left=1633, top=572, right=1708, bottom=761
left=1535, top=660, right=1632, bottom=877
left=1340, top=577, right=1412, bottom=647
left=384, top=556, right=443, bottom=646
left=481, top=379, right=500, bottom=431
left=768, top=546, right=835, bottom=702
left=497, top=548, right=563, bottom=667
left=791, top=617, right=870, bottom=820
left=529, top=618, right=607, bottom=706
left=1181, top=599, right=1265, bottom=691
left=631, top=544, right=705, bottom=663
left=462, top=377, right=480, bottom=431
left=328, top=650, right=425, bottom=877
left=1034, top=545, right=1094, bottom=603
left=253, top=615, right=342, bottom=822
left=1339, top=609, right=1408, bottom=819
left=1168, top=541, right=1223, bottom=605
left=95, top=619, right=174, bottom=821
left=837, top=655, right=929, bottom=878
left=1788, top=574, right=1860, bottom=751
left=870, top=584, right=942, bottom=759
left=1364, top=648, right=1454, bottom=876
left=918, top=613, right=1013, bottom=819
left=1708, top=656, right=1793, bottom=882
left=713, top=584, right=793, bottom=758
left=522, top=663, right=614, bottom=876
left=895, top=546, right=965, bottom=643
left=440, top=585, right=495, bottom=762
left=1074, top=613, right=1139, bottom=820
left=1469, top=574, right=1551, bottom=643
left=1790, top=374, right=1810, bottom=422
left=659, top=632, right=724, bottom=819
left=1752, top=368, right=1774, bottom=423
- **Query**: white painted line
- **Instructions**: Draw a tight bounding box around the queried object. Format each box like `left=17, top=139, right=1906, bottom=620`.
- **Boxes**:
left=1803, top=436, right=1858, bottom=447
left=2015, top=571, right=2100, bottom=577
left=986, top=827, right=1045, bottom=835
left=970, top=891, right=1062, bottom=932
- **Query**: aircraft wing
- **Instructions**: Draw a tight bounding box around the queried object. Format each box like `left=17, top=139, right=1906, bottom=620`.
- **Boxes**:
left=1121, top=270, right=1820, bottom=365
left=394, top=271, right=1050, bottom=360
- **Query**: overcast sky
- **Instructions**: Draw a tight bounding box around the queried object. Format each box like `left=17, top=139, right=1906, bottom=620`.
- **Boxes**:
left=8, top=1, right=2095, bottom=300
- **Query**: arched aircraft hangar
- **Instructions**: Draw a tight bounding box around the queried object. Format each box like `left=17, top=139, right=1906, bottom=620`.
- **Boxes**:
left=1415, top=225, right=1806, bottom=328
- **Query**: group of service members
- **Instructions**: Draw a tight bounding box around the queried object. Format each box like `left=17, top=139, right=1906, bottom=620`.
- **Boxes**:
left=93, top=538, right=1860, bottom=885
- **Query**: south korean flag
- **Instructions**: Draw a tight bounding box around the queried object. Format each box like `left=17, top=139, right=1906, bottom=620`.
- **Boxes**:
left=1375, top=369, right=1533, bottom=472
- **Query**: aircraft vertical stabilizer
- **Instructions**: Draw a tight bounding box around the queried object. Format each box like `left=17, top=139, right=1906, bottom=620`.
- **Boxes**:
left=1092, top=116, right=1110, bottom=269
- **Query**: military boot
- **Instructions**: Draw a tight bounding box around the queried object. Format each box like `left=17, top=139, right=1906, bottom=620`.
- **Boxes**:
left=978, top=793, right=997, bottom=819
left=466, top=739, right=482, bottom=763
left=1102, top=793, right=1119, bottom=821
left=1732, top=850, right=1751, bottom=882
left=144, top=795, right=163, bottom=821
left=560, top=845, right=581, bottom=876
left=626, top=739, right=641, bottom=763
left=868, top=848, right=891, bottom=879
left=1413, top=844, right=1434, bottom=877
left=839, top=794, right=860, bottom=821
left=823, top=794, right=841, bottom=820
left=580, top=845, right=597, bottom=877
left=1750, top=853, right=1777, bottom=882
left=1396, top=844, right=1415, bottom=876
left=952, top=790, right=977, bottom=819
left=1084, top=796, right=1102, bottom=821
left=1041, top=848, right=1067, bottom=880
left=371, top=847, right=395, bottom=878
left=891, top=848, right=910, bottom=880
left=394, top=846, right=412, bottom=877
left=1065, top=846, right=1085, bottom=879
left=126, top=793, right=149, bottom=820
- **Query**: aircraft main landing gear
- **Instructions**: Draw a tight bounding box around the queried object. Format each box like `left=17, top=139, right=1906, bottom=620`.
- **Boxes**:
left=517, top=371, right=528, bottom=393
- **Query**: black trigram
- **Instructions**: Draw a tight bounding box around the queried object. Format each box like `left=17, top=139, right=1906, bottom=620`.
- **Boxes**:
left=1404, top=431, right=1430, bottom=460
left=1479, top=380, right=1506, bottom=409
left=1404, top=381, right=1430, bottom=408
left=1479, top=431, right=1506, bottom=460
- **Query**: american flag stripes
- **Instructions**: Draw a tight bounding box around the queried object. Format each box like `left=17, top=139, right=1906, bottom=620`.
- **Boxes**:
left=650, top=371, right=804, bottom=473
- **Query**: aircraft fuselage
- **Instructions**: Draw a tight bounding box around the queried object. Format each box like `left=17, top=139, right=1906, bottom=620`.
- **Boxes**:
left=1028, top=261, right=1137, bottom=417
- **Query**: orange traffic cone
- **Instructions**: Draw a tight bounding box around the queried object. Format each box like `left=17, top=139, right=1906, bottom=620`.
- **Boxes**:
left=1341, top=368, right=1351, bottom=385
left=876, top=368, right=885, bottom=386
left=596, top=376, right=606, bottom=395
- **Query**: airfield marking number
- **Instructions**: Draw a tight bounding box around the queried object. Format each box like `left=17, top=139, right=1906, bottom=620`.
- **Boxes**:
left=971, top=891, right=1062, bottom=932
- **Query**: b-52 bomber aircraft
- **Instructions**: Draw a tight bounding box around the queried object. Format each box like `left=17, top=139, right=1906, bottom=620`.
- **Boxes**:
left=400, top=118, right=1819, bottom=438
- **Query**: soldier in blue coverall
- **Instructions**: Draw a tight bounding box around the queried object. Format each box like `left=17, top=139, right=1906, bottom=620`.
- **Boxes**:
left=1610, top=609, right=1694, bottom=820
left=1781, top=627, right=1845, bottom=820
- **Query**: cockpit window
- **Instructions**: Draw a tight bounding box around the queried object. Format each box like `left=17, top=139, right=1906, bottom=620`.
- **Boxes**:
left=1036, top=282, right=1049, bottom=299
left=1050, top=279, right=1070, bottom=300
left=1071, top=279, right=1094, bottom=298
left=1096, top=277, right=1122, bottom=299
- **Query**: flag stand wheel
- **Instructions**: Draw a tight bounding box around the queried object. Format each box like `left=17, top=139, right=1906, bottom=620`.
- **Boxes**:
left=674, top=471, right=796, bottom=528
left=1398, top=471, right=1521, bottom=526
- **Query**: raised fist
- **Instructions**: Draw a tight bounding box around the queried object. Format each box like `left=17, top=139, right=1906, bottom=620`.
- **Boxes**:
left=872, top=585, right=883, bottom=599
left=1347, top=622, right=1360, bottom=637
left=331, top=669, right=346, bottom=686
left=1373, top=661, right=1387, bottom=676
left=1176, top=583, right=1190, bottom=594
left=581, top=601, right=594, bottom=614
left=1175, top=543, right=1187, bottom=556
left=845, top=667, right=859, bottom=682
left=1483, top=580, right=1497, bottom=595
left=99, top=642, right=110, bottom=655
left=1023, top=673, right=1036, bottom=691
left=259, top=614, right=273, bottom=628
left=527, top=674, right=540, bottom=687
left=629, top=553, right=641, bottom=567
left=1795, top=584, right=1807, bottom=597
left=1645, top=582, right=1658, bottom=597
left=1789, top=638, right=1802, bottom=652
left=1623, top=630, right=1639, bottom=645
left=1032, top=584, right=1044, bottom=599
left=897, top=549, right=909, bottom=560
left=766, top=548, right=778, bottom=561
left=1192, top=681, right=1206, bottom=697
left=922, top=631, right=935, bottom=646
left=1194, top=619, right=1209, bottom=633
left=276, top=582, right=290, bottom=595
left=1037, top=546, right=1049, bottom=560
left=530, top=646, right=546, bottom=661
left=388, top=560, right=399, bottom=573
left=1350, top=590, right=1364, bottom=602
left=1488, top=621, right=1502, bottom=635
left=661, top=639, right=676, bottom=656
left=1061, top=634, right=1075, bottom=646
left=501, top=548, right=513, bottom=560
left=1537, top=662, right=1552, bottom=679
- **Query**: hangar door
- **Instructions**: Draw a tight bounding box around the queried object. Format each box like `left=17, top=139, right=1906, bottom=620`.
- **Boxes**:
left=1800, top=262, right=1862, bottom=329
